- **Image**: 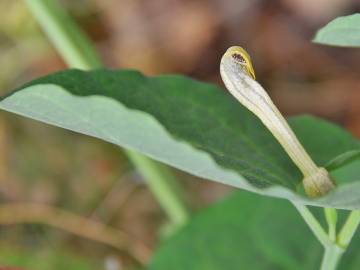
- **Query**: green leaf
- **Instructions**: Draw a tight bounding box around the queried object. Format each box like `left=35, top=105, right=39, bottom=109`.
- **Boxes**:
left=1, top=69, right=360, bottom=208
left=313, top=14, right=360, bottom=47
left=148, top=191, right=360, bottom=270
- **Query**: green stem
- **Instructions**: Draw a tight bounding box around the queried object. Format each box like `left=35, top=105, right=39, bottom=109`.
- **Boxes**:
left=293, top=203, right=360, bottom=270
left=320, top=245, right=344, bottom=270
left=292, top=202, right=330, bottom=247
left=25, top=0, right=101, bottom=70
left=322, top=210, right=360, bottom=270
left=337, top=210, right=360, bottom=248
left=324, top=208, right=337, bottom=242
left=25, top=0, right=190, bottom=228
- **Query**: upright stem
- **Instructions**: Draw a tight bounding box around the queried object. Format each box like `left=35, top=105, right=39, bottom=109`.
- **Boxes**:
left=320, top=245, right=344, bottom=270
left=292, top=203, right=346, bottom=270
left=25, top=0, right=101, bottom=70
left=321, top=208, right=344, bottom=270
left=25, top=0, right=190, bottom=228
left=324, top=208, right=337, bottom=242
left=293, top=202, right=360, bottom=270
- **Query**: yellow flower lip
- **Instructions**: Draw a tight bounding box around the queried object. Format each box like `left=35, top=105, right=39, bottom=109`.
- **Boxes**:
left=223, top=46, right=256, bottom=79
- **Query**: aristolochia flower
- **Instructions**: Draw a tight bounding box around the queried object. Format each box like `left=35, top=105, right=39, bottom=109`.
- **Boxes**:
left=220, top=46, right=335, bottom=197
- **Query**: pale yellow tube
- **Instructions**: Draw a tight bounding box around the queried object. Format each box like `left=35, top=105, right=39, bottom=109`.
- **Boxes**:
left=220, top=46, right=335, bottom=197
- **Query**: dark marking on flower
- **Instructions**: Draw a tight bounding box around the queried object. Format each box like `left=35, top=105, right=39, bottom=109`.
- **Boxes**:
left=232, top=53, right=246, bottom=63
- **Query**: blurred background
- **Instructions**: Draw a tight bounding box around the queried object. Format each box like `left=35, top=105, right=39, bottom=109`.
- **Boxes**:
left=0, top=0, right=360, bottom=269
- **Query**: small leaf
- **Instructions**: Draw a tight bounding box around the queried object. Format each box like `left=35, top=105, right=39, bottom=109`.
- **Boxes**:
left=1, top=69, right=360, bottom=208
left=325, top=150, right=360, bottom=171
left=313, top=14, right=360, bottom=47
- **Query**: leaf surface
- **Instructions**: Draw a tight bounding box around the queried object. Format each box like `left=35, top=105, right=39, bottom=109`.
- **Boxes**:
left=313, top=14, right=360, bottom=47
left=1, top=69, right=360, bottom=208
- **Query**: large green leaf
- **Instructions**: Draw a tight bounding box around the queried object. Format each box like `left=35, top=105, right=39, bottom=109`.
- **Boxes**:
left=1, top=69, right=360, bottom=208
left=313, top=14, right=360, bottom=47
left=148, top=191, right=360, bottom=270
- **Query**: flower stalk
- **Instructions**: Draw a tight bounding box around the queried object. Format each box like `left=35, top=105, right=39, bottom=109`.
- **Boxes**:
left=220, top=46, right=335, bottom=197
